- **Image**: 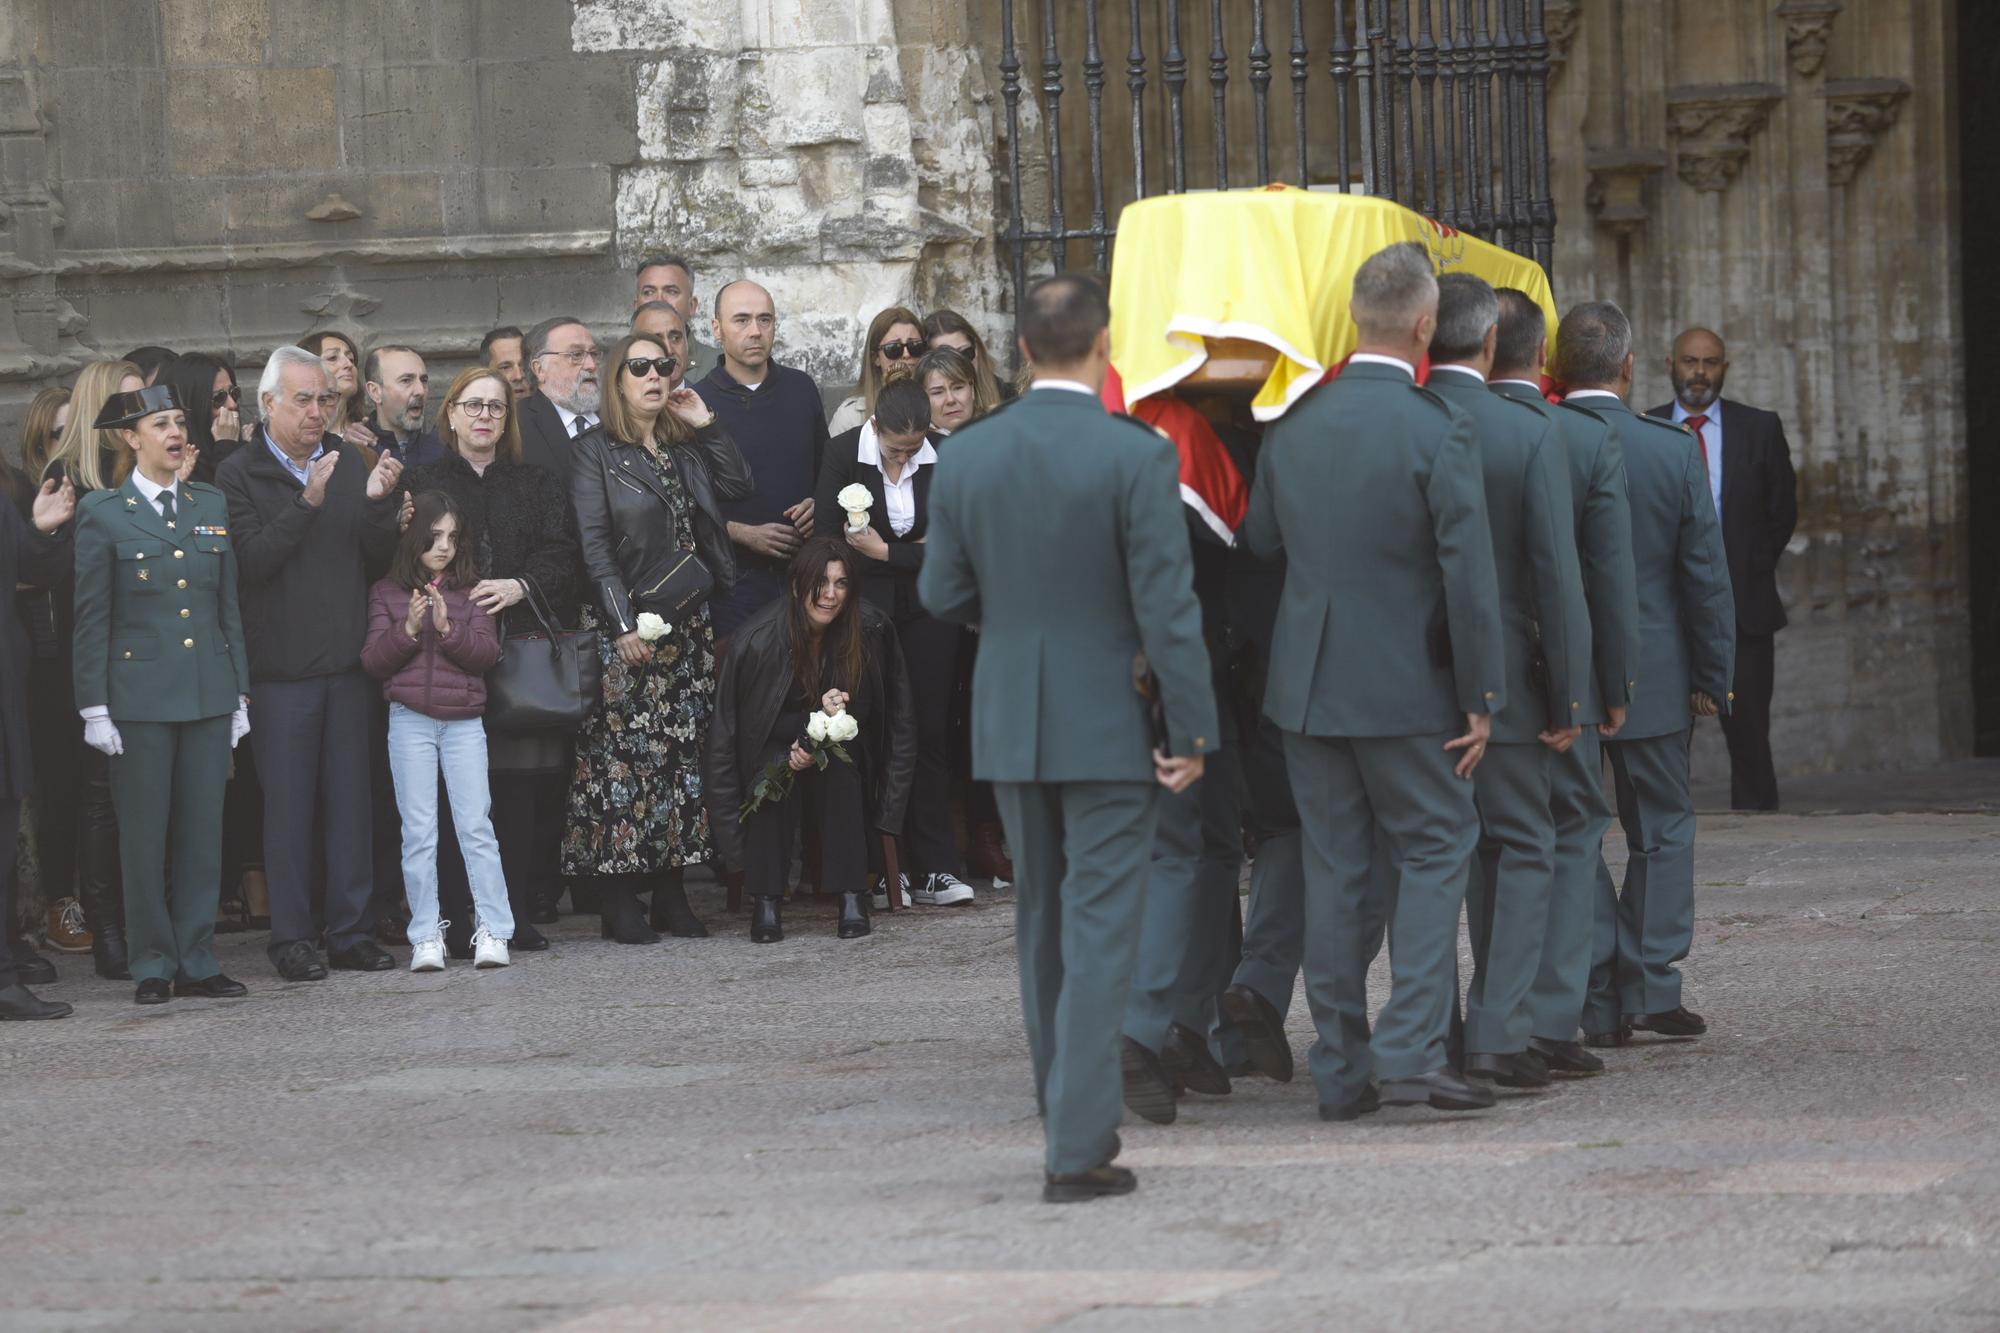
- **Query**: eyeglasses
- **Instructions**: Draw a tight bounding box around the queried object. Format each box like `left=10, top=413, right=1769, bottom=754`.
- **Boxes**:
left=545, top=346, right=600, bottom=366
left=878, top=339, right=927, bottom=361
left=211, top=385, right=241, bottom=408
left=454, top=398, right=508, bottom=418
left=623, top=356, right=678, bottom=379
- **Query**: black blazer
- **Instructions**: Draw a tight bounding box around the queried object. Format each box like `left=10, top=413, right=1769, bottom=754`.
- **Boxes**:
left=812, top=425, right=941, bottom=619
left=518, top=392, right=585, bottom=491
left=1644, top=397, right=1798, bottom=634
left=0, top=498, right=69, bottom=799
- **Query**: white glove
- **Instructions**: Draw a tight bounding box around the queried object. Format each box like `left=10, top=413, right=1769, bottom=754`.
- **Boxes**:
left=230, top=699, right=251, bottom=750
left=80, top=707, right=123, bottom=756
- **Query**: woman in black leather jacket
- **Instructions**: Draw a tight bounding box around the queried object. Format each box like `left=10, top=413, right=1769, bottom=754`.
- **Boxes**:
left=705, top=539, right=915, bottom=944
left=564, top=332, right=753, bottom=943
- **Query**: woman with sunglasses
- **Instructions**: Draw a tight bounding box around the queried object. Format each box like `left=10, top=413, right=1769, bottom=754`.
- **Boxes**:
left=826, top=306, right=926, bottom=436
left=566, top=333, right=752, bottom=943
left=402, top=366, right=581, bottom=955
left=157, top=353, right=244, bottom=485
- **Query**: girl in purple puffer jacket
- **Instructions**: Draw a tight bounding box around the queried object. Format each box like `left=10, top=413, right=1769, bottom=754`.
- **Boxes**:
left=361, top=491, right=509, bottom=972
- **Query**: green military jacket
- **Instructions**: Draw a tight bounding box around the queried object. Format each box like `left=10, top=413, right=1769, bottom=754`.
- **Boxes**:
left=918, top=386, right=1217, bottom=784
left=1245, top=359, right=1506, bottom=738
left=1428, top=368, right=1584, bottom=743
left=73, top=475, right=250, bottom=724
left=1568, top=394, right=1734, bottom=740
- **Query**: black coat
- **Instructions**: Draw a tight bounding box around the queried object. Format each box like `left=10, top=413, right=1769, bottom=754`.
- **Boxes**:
left=1644, top=397, right=1798, bottom=635
left=570, top=422, right=754, bottom=637
left=812, top=425, right=941, bottom=620
left=404, top=452, right=582, bottom=635
left=518, top=391, right=586, bottom=492
left=702, top=597, right=916, bottom=873
left=0, top=499, right=69, bottom=800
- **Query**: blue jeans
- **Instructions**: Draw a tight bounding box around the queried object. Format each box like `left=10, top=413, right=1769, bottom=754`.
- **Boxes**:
left=386, top=703, right=512, bottom=944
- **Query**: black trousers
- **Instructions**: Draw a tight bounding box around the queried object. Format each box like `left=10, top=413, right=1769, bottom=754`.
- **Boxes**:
left=222, top=741, right=265, bottom=891
left=25, top=656, right=79, bottom=906
left=895, top=610, right=963, bottom=878
left=1721, top=631, right=1779, bottom=811
left=250, top=671, right=376, bottom=956
left=744, top=748, right=867, bottom=900
left=367, top=693, right=406, bottom=924
left=0, top=795, right=20, bottom=985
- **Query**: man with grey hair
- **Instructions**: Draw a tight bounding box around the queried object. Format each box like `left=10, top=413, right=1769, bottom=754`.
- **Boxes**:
left=1553, top=301, right=1735, bottom=1049
left=515, top=316, right=603, bottom=491
left=1426, top=272, right=1586, bottom=1090
left=1245, top=241, right=1506, bottom=1119
left=218, top=347, right=406, bottom=981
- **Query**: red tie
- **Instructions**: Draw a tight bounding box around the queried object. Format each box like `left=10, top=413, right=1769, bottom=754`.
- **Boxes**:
left=1686, top=413, right=1710, bottom=473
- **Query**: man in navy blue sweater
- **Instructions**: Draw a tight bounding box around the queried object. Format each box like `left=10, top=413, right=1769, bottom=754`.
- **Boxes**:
left=694, top=280, right=827, bottom=639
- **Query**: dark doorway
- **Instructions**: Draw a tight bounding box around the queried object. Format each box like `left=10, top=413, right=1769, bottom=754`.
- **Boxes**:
left=1961, top=0, right=2000, bottom=753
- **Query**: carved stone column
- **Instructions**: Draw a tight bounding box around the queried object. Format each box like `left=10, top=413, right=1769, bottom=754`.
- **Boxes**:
left=1824, top=78, right=1912, bottom=187
left=1544, top=0, right=1581, bottom=79
left=1775, top=0, right=1842, bottom=78
left=1664, top=83, right=1784, bottom=192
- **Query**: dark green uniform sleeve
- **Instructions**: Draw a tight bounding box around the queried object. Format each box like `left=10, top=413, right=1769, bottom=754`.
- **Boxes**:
left=70, top=496, right=114, bottom=713
left=1675, top=435, right=1737, bottom=711
left=1123, top=437, right=1218, bottom=756
left=1521, top=419, right=1583, bottom=730
left=1425, top=404, right=1506, bottom=716
left=915, top=458, right=981, bottom=625
left=1582, top=431, right=1640, bottom=709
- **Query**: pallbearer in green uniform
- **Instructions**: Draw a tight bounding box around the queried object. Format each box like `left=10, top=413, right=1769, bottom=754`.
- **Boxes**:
left=920, top=274, right=1215, bottom=1203
left=73, top=385, right=253, bottom=1006
left=1488, top=291, right=1640, bottom=1075
left=1425, top=274, right=1586, bottom=1091
left=1552, top=303, right=1735, bottom=1047
left=1246, top=242, right=1507, bottom=1119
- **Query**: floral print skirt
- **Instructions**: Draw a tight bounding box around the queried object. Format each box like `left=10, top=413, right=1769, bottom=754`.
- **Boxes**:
left=560, top=601, right=715, bottom=876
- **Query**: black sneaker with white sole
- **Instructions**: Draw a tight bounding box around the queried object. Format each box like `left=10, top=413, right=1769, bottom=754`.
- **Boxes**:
left=912, top=872, right=976, bottom=906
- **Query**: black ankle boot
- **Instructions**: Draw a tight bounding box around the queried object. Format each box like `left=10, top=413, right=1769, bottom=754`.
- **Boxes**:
left=598, top=884, right=661, bottom=944
left=837, top=891, right=871, bottom=939
left=750, top=897, right=783, bottom=944
left=648, top=868, right=709, bottom=938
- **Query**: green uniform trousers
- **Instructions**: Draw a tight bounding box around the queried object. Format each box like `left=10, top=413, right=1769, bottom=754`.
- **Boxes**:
left=1525, top=728, right=1611, bottom=1040
left=1584, top=729, right=1696, bottom=1031
left=993, top=779, right=1160, bottom=1176
left=1228, top=712, right=1305, bottom=1019
left=109, top=715, right=231, bottom=984
left=1464, top=741, right=1556, bottom=1055
left=1285, top=729, right=1476, bottom=1103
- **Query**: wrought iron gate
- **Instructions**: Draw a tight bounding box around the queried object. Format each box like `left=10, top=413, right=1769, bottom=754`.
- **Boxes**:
left=993, top=0, right=1556, bottom=318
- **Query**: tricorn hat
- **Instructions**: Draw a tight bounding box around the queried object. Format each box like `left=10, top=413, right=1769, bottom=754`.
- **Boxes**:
left=93, top=384, right=183, bottom=430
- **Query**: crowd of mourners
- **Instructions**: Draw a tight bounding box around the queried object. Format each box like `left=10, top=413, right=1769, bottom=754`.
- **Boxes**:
left=0, top=254, right=1022, bottom=1014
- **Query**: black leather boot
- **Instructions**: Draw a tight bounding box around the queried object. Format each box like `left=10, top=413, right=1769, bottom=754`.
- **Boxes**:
left=836, top=891, right=871, bottom=939
left=750, top=897, right=783, bottom=944
left=648, top=867, right=709, bottom=938
left=597, top=882, right=661, bottom=944
left=77, top=796, right=130, bottom=981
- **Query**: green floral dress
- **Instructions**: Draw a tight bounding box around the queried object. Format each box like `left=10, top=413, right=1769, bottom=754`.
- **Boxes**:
left=561, top=446, right=716, bottom=876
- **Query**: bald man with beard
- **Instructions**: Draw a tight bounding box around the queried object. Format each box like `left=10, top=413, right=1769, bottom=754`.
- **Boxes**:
left=1646, top=328, right=1797, bottom=811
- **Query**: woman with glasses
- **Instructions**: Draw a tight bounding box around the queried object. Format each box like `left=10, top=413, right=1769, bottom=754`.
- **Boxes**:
left=565, top=333, right=752, bottom=943
left=402, top=367, right=581, bottom=954
left=826, top=306, right=926, bottom=436
left=298, top=330, right=379, bottom=455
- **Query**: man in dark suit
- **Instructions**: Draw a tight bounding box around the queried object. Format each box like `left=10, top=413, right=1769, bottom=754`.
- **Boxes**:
left=920, top=273, right=1214, bottom=1204
left=1647, top=328, right=1797, bottom=810
left=516, top=316, right=603, bottom=491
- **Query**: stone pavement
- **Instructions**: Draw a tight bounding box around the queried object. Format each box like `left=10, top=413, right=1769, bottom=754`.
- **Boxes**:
left=5, top=765, right=1999, bottom=1331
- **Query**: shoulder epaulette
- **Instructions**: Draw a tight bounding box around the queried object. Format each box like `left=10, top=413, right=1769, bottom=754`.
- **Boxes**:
left=77, top=487, right=119, bottom=512
left=1491, top=391, right=1553, bottom=419
left=1553, top=398, right=1607, bottom=423
left=1408, top=382, right=1453, bottom=412
left=1110, top=410, right=1173, bottom=444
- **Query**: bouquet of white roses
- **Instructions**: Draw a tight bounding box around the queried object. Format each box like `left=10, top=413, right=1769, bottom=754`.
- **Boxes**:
left=740, top=707, right=860, bottom=819
left=836, top=482, right=873, bottom=533
left=635, top=611, right=671, bottom=644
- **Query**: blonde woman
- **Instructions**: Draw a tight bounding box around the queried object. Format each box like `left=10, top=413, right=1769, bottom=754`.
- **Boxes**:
left=826, top=306, right=926, bottom=436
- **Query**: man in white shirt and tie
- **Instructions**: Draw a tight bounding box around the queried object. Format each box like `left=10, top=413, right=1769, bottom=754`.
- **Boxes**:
left=515, top=316, right=603, bottom=492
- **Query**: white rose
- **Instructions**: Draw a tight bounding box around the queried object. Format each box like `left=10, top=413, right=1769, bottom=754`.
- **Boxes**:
left=836, top=483, right=872, bottom=513
left=635, top=612, right=670, bottom=642
left=806, top=711, right=832, bottom=743
left=829, top=712, right=859, bottom=743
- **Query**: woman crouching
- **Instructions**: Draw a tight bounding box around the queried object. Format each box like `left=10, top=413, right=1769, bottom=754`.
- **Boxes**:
left=706, top=539, right=915, bottom=943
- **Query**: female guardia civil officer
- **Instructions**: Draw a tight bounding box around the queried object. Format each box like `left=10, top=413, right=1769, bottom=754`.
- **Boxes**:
left=72, top=385, right=252, bottom=1006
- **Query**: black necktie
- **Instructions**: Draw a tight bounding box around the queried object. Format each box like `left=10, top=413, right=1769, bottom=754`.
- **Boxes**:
left=159, top=490, right=176, bottom=527
left=570, top=416, right=587, bottom=439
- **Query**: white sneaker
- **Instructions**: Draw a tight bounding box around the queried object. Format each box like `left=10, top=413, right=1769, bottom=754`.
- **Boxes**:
left=410, top=937, right=446, bottom=972
left=912, top=872, right=976, bottom=907
left=991, top=873, right=1013, bottom=890
left=472, top=927, right=510, bottom=969
left=870, top=873, right=913, bottom=911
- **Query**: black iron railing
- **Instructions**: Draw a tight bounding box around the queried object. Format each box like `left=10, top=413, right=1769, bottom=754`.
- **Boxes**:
left=995, top=0, right=1555, bottom=320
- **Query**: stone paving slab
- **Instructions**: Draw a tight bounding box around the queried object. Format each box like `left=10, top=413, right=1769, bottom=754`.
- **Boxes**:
left=3, top=796, right=1997, bottom=1330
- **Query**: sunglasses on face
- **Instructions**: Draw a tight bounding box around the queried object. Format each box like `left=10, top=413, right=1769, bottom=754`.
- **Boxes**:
left=454, top=398, right=508, bottom=418
left=212, top=385, right=242, bottom=407
left=623, top=356, right=678, bottom=379
left=878, top=339, right=927, bottom=361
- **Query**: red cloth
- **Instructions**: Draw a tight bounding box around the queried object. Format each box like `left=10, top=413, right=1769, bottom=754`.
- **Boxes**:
left=1102, top=365, right=1250, bottom=542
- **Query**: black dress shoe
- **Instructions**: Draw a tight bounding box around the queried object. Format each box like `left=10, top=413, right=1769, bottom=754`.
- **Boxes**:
left=1042, top=1163, right=1138, bottom=1203
left=528, top=890, right=561, bottom=926
left=1528, top=1037, right=1605, bottom=1074
left=1583, top=1024, right=1631, bottom=1049
left=272, top=940, right=328, bottom=982
left=1218, top=983, right=1295, bottom=1083
left=649, top=874, right=710, bottom=938
left=836, top=891, right=871, bottom=939
left=1632, top=1005, right=1707, bottom=1037
left=1464, top=1051, right=1552, bottom=1089
left=1160, top=1023, right=1231, bottom=1096
left=174, top=972, right=248, bottom=999
left=1120, top=1036, right=1178, bottom=1125
left=11, top=939, right=57, bottom=987
left=598, top=889, right=662, bottom=945
left=90, top=927, right=130, bottom=981
left=0, top=983, right=72, bottom=1020
left=328, top=939, right=396, bottom=972
left=1319, top=1084, right=1382, bottom=1121
left=511, top=921, right=550, bottom=952
left=750, top=897, right=783, bottom=944
left=1380, top=1067, right=1496, bottom=1111
left=134, top=978, right=171, bottom=1005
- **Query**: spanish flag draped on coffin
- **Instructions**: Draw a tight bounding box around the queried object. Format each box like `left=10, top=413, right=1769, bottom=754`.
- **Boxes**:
left=1101, top=185, right=1559, bottom=542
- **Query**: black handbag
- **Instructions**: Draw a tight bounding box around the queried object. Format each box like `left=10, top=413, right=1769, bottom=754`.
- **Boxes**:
left=485, top=578, right=602, bottom=733
left=634, top=549, right=715, bottom=620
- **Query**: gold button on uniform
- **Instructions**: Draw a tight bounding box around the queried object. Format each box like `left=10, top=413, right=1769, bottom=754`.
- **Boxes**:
left=1483, top=690, right=1496, bottom=702
left=173, top=550, right=184, bottom=559
left=122, top=651, right=132, bottom=660
left=179, top=608, right=190, bottom=619
left=176, top=579, right=187, bottom=589
left=183, top=638, right=194, bottom=648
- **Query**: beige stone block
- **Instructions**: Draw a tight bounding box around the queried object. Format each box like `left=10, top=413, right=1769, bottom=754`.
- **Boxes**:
left=224, top=172, right=442, bottom=241
left=168, top=67, right=338, bottom=177
left=162, top=0, right=272, bottom=66
left=741, top=48, right=866, bottom=151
